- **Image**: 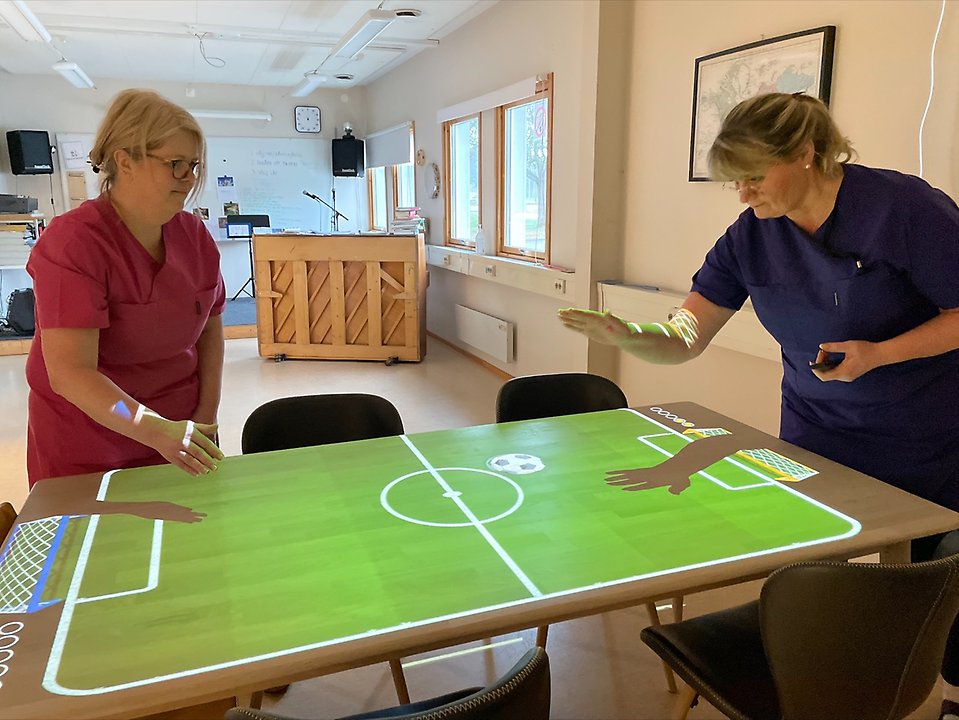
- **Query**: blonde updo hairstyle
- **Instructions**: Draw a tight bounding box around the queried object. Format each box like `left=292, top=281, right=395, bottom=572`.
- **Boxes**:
left=708, top=92, right=855, bottom=182
left=89, top=89, right=207, bottom=204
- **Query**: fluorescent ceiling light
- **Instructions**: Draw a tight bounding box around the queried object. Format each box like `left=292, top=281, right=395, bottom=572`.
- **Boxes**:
left=330, top=9, right=394, bottom=60
left=0, top=0, right=52, bottom=43
left=189, top=109, right=273, bottom=122
left=291, top=72, right=327, bottom=98
left=52, top=61, right=95, bottom=89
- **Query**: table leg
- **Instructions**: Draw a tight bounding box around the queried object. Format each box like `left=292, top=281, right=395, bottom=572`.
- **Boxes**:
left=880, top=540, right=911, bottom=564
left=645, top=601, right=678, bottom=694
left=390, top=658, right=411, bottom=704
left=233, top=691, right=263, bottom=710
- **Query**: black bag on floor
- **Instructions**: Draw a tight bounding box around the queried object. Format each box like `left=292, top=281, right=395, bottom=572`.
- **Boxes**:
left=7, top=288, right=35, bottom=336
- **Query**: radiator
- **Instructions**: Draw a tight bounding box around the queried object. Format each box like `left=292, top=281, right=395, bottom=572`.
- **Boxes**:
left=454, top=304, right=514, bottom=363
left=598, top=282, right=780, bottom=363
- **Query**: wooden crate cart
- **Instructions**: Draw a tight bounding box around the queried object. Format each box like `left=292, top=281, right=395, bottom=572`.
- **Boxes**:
left=253, top=233, right=426, bottom=362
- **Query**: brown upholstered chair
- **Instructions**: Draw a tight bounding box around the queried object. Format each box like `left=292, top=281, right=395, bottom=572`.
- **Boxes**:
left=224, top=647, right=550, bottom=720
left=641, top=556, right=959, bottom=720
left=0, top=502, right=16, bottom=543
left=495, top=372, right=684, bottom=692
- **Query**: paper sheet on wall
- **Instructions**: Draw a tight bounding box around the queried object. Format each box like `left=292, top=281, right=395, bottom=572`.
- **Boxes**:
left=215, top=176, right=238, bottom=203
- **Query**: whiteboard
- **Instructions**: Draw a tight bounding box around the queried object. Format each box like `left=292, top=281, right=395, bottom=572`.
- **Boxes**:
left=197, top=136, right=362, bottom=233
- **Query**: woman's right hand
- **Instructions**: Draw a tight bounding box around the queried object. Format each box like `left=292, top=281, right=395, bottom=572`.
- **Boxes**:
left=141, top=416, right=224, bottom=476
left=557, top=308, right=633, bottom=345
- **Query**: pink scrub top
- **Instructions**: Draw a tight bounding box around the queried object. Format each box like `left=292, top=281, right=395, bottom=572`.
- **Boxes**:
left=25, top=195, right=226, bottom=485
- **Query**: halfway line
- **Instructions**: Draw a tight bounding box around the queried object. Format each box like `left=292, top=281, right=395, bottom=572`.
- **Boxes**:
left=399, top=435, right=542, bottom=597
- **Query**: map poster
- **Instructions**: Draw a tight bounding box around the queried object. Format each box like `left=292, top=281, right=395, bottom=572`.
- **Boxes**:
left=688, top=26, right=836, bottom=181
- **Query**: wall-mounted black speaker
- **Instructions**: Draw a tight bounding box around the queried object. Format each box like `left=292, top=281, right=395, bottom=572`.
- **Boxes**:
left=6, top=130, right=54, bottom=175
left=332, top=136, right=365, bottom=178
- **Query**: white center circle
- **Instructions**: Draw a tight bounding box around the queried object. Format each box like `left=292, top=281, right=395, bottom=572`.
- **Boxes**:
left=381, top=467, right=524, bottom=528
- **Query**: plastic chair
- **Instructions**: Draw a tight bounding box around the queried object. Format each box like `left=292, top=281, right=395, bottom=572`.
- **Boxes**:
left=224, top=647, right=550, bottom=720
left=241, top=394, right=410, bottom=704
left=241, top=393, right=404, bottom=454
left=641, top=556, right=959, bottom=720
left=494, top=372, right=684, bottom=692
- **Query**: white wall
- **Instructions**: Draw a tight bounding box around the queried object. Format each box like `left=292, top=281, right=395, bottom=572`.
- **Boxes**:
left=366, top=0, right=601, bottom=377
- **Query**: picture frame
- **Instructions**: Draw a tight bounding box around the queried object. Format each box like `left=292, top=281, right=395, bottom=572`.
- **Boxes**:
left=688, top=26, right=836, bottom=182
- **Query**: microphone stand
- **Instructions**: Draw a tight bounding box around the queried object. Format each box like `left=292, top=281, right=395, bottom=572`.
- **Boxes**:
left=303, top=189, right=348, bottom=233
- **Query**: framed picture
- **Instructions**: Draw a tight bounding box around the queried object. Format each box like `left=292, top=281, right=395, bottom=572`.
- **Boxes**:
left=688, top=25, right=836, bottom=182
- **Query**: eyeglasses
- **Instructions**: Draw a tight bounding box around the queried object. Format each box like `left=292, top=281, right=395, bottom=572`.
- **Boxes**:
left=723, top=176, right=765, bottom=192
left=145, top=153, right=201, bottom=180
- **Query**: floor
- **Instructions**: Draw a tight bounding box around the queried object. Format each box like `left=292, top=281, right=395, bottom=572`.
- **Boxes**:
left=0, top=337, right=945, bottom=719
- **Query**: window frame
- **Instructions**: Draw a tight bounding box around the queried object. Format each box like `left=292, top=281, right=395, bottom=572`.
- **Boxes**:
left=442, top=112, right=482, bottom=249
left=366, top=165, right=388, bottom=232
left=495, top=73, right=553, bottom=263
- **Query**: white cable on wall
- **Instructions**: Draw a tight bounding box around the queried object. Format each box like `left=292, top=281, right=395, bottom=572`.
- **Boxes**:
left=918, top=0, right=948, bottom=178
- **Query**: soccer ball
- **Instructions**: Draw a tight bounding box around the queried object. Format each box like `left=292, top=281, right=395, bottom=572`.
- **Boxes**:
left=487, top=453, right=545, bottom=475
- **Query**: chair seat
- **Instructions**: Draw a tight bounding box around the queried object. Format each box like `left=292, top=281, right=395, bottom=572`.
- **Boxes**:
left=640, top=600, right=780, bottom=720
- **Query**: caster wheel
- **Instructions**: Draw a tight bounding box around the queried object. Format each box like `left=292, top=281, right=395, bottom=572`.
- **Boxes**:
left=274, top=354, right=286, bottom=363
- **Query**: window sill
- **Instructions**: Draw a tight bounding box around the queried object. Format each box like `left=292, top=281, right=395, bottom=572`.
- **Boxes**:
left=426, top=245, right=574, bottom=300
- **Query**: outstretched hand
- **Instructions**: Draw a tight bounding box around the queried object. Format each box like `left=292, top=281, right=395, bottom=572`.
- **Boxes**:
left=557, top=308, right=632, bottom=345
left=605, top=467, right=692, bottom=495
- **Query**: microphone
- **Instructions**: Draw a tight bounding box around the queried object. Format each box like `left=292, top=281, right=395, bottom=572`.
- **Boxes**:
left=302, top=190, right=319, bottom=200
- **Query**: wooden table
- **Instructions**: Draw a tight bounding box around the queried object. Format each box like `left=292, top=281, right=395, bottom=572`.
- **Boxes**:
left=1, top=402, right=955, bottom=718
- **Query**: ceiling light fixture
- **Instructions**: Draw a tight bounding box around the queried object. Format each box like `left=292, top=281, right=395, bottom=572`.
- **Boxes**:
left=290, top=71, right=328, bottom=98
left=0, top=0, right=52, bottom=43
left=329, top=9, right=395, bottom=60
left=188, top=109, right=272, bottom=122
left=52, top=61, right=95, bottom=89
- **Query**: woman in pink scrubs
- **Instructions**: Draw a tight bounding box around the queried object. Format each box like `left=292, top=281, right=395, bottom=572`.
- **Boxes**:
left=25, top=89, right=226, bottom=486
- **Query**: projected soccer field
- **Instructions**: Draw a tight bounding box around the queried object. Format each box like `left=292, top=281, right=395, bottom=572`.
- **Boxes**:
left=0, top=407, right=859, bottom=697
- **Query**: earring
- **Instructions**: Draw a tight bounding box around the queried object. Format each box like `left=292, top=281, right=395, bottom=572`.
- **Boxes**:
left=804, top=164, right=811, bottom=170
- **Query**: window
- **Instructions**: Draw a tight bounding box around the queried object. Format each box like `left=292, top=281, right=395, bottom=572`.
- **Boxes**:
left=443, top=114, right=481, bottom=247
left=497, top=74, right=552, bottom=262
left=393, top=163, right=415, bottom=209
left=367, top=166, right=388, bottom=231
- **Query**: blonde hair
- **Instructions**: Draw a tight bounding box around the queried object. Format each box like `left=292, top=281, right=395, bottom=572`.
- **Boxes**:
left=708, top=93, right=855, bottom=182
left=89, top=89, right=207, bottom=203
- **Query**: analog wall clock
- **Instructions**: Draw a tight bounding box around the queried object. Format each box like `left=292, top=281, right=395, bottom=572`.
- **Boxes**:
left=294, top=105, right=321, bottom=133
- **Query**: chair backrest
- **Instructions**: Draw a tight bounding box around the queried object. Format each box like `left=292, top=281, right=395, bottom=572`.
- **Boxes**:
left=224, top=647, right=549, bottom=720
left=241, top=394, right=404, bottom=454
left=0, top=502, right=17, bottom=544
left=495, top=372, right=628, bottom=423
left=760, top=556, right=959, bottom=720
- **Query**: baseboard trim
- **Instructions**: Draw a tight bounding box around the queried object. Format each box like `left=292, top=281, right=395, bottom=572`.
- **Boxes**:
left=224, top=324, right=256, bottom=339
left=427, top=331, right=513, bottom=380
left=0, top=337, right=31, bottom=356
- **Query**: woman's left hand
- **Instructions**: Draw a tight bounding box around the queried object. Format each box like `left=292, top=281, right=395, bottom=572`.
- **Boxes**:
left=812, top=340, right=883, bottom=382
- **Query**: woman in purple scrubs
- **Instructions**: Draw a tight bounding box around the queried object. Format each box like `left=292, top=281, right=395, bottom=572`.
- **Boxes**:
left=560, top=92, right=959, bottom=719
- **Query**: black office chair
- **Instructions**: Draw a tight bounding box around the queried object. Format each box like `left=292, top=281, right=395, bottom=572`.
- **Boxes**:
left=241, top=394, right=404, bottom=454
left=494, top=372, right=683, bottom=692
left=224, top=647, right=550, bottom=720
left=494, top=372, right=628, bottom=423
left=641, top=556, right=959, bottom=720
left=241, top=394, right=410, bottom=704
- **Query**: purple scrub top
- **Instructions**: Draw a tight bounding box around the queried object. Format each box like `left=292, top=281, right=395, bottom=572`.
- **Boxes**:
left=691, top=164, right=959, bottom=510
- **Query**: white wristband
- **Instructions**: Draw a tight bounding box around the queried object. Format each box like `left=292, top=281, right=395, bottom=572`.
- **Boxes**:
left=182, top=420, right=194, bottom=449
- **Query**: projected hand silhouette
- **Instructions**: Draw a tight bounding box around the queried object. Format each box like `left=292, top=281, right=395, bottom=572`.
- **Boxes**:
left=605, top=467, right=692, bottom=495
